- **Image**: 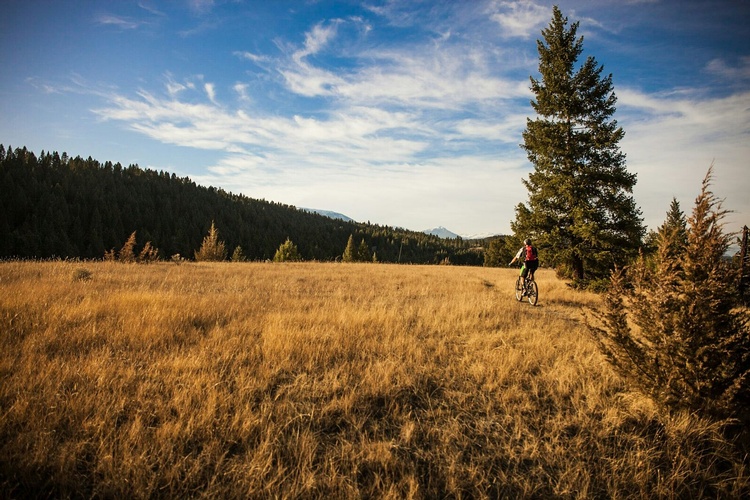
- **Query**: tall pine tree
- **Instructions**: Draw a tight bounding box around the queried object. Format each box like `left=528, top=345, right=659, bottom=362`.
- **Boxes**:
left=513, top=6, right=644, bottom=285
left=342, top=234, right=357, bottom=263
left=656, top=197, right=688, bottom=260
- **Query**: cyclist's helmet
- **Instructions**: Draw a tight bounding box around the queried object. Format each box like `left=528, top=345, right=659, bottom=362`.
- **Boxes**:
left=524, top=238, right=532, bottom=246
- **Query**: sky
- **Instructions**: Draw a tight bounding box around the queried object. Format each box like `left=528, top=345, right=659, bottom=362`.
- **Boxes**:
left=1, top=0, right=749, bottom=238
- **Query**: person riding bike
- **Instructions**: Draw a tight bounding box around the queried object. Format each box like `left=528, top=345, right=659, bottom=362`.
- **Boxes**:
left=509, top=239, right=539, bottom=281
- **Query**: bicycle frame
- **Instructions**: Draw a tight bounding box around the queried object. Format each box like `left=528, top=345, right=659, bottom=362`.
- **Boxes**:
left=514, top=274, right=538, bottom=306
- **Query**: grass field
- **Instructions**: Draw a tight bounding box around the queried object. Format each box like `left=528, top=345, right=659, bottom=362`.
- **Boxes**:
left=1, top=261, right=747, bottom=498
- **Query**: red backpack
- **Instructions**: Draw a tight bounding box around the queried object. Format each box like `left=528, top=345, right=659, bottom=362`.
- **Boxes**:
left=525, top=245, right=538, bottom=262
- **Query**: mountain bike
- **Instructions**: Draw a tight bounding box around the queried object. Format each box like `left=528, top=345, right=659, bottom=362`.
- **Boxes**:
left=515, top=274, right=538, bottom=306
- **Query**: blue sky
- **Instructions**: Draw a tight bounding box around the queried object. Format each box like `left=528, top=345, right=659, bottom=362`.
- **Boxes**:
left=2, top=0, right=749, bottom=238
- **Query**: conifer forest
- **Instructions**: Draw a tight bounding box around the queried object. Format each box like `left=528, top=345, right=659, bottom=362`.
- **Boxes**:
left=0, top=144, right=485, bottom=265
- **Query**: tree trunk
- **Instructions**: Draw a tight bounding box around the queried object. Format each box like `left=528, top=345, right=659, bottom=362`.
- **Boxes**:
left=572, top=253, right=584, bottom=282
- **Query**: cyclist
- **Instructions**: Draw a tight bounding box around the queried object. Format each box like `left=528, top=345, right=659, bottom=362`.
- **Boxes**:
left=509, top=238, right=539, bottom=282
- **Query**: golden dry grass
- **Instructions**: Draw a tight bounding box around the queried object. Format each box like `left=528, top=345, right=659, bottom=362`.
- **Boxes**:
left=1, top=261, right=747, bottom=498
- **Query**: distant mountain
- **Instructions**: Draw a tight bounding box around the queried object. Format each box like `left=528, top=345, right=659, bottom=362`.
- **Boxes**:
left=301, top=208, right=354, bottom=223
left=462, top=232, right=502, bottom=240
left=423, top=226, right=461, bottom=239
left=424, top=227, right=503, bottom=240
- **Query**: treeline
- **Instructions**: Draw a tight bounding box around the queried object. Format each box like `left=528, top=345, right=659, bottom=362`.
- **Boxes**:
left=0, top=145, right=483, bottom=265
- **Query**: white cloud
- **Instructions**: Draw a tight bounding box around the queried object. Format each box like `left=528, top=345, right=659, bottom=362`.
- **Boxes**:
left=619, top=88, right=750, bottom=232
left=293, top=21, right=340, bottom=63
left=94, top=84, right=430, bottom=164
left=489, top=0, right=549, bottom=38
left=164, top=73, right=200, bottom=97
left=87, top=14, right=542, bottom=234
left=204, top=82, right=217, bottom=103
left=705, top=56, right=750, bottom=82
left=277, top=21, right=531, bottom=108
left=233, top=83, right=250, bottom=103
left=96, top=14, right=141, bottom=30
left=87, top=8, right=748, bottom=236
left=138, top=2, right=166, bottom=17
left=331, top=49, right=530, bottom=108
left=453, top=115, right=528, bottom=144
left=234, top=51, right=270, bottom=64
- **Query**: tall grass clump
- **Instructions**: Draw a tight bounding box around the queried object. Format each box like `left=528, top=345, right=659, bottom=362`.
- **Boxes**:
left=590, top=167, right=750, bottom=425
left=1, top=260, right=748, bottom=497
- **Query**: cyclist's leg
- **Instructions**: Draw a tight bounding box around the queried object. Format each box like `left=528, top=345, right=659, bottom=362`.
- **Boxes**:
left=527, top=260, right=538, bottom=281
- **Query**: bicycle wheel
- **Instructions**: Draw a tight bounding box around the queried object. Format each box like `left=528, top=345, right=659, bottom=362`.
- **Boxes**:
left=515, top=276, right=524, bottom=301
left=526, top=280, right=538, bottom=306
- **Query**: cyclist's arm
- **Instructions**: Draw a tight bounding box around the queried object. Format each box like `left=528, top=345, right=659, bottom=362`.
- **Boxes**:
left=508, top=246, right=524, bottom=266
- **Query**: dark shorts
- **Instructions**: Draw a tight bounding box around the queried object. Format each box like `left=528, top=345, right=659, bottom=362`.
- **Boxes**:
left=521, top=259, right=539, bottom=278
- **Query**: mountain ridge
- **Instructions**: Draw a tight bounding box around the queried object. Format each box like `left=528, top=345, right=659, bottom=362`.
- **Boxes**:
left=300, top=208, right=354, bottom=223
left=423, top=226, right=502, bottom=240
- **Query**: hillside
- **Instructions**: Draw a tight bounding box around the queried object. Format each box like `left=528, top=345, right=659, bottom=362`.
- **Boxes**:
left=0, top=145, right=483, bottom=264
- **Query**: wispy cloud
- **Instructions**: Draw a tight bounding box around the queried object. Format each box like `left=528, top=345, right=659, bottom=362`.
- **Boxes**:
left=95, top=14, right=142, bottom=30
left=294, top=21, right=341, bottom=62
left=619, top=87, right=750, bottom=228
left=86, top=6, right=748, bottom=234
left=275, top=18, right=530, bottom=109
left=138, top=2, right=166, bottom=17
left=188, top=0, right=215, bottom=15
left=488, top=0, right=549, bottom=38
left=705, top=56, right=750, bottom=82
left=204, top=83, right=217, bottom=104
left=233, top=83, right=250, bottom=103
left=234, top=51, right=271, bottom=64
left=94, top=85, right=430, bottom=165
left=91, top=15, right=557, bottom=230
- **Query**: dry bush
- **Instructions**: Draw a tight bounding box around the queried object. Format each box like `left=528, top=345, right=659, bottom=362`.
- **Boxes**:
left=194, top=221, right=227, bottom=262
left=590, top=169, right=750, bottom=423
left=0, top=262, right=747, bottom=498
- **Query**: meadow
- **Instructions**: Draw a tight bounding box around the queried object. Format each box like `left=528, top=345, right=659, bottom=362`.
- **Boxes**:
left=1, top=261, right=747, bottom=498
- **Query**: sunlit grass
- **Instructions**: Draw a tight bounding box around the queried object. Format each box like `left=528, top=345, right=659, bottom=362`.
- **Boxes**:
left=1, top=261, right=747, bottom=497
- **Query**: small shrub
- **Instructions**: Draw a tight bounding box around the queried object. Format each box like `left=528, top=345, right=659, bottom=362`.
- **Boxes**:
left=72, top=268, right=92, bottom=282
left=118, top=231, right=137, bottom=263
left=138, top=241, right=159, bottom=262
left=273, top=238, right=302, bottom=262
left=194, top=221, right=227, bottom=262
left=231, top=246, right=246, bottom=262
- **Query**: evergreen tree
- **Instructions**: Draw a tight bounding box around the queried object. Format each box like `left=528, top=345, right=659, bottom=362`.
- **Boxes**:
left=343, top=234, right=357, bottom=262
left=513, top=6, right=644, bottom=285
left=656, top=197, right=688, bottom=260
left=590, top=168, right=750, bottom=420
left=483, top=238, right=505, bottom=267
left=194, top=221, right=227, bottom=261
left=357, top=238, right=371, bottom=262
left=231, top=245, right=246, bottom=262
left=87, top=208, right=105, bottom=258
left=274, top=238, right=302, bottom=262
